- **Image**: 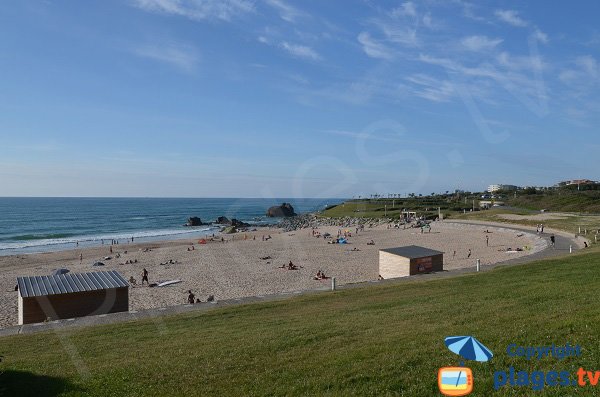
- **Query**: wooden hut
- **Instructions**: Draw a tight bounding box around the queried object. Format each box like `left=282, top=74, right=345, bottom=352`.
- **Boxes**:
left=17, top=270, right=129, bottom=325
left=379, top=245, right=444, bottom=279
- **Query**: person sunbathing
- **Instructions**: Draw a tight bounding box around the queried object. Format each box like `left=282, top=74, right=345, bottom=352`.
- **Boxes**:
left=351, top=247, right=361, bottom=251
left=287, top=261, right=298, bottom=270
left=367, top=240, right=375, bottom=245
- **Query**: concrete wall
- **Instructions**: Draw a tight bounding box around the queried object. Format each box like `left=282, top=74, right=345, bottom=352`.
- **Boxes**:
left=19, top=287, right=128, bottom=325
left=379, top=252, right=444, bottom=279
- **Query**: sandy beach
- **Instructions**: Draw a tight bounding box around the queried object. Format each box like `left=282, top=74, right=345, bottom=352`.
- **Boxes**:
left=0, top=221, right=545, bottom=328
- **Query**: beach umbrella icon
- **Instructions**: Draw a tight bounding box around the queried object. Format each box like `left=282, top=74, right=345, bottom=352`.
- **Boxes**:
left=445, top=336, right=493, bottom=362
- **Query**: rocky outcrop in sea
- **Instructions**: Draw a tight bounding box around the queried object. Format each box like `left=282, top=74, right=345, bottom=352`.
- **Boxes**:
left=266, top=203, right=296, bottom=217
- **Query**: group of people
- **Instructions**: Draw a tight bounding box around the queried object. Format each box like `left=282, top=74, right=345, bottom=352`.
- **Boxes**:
left=129, top=268, right=149, bottom=286
left=536, top=224, right=545, bottom=234
left=187, top=291, right=215, bottom=304
left=313, top=270, right=328, bottom=280
left=279, top=261, right=299, bottom=270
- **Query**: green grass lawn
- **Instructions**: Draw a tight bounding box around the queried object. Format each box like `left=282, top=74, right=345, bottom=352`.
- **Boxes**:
left=451, top=208, right=600, bottom=240
left=2, top=249, right=600, bottom=396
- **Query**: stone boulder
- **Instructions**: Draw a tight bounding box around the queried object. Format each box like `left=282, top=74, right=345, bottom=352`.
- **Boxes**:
left=231, top=218, right=250, bottom=228
left=266, top=203, right=297, bottom=217
left=215, top=216, right=231, bottom=225
left=185, top=217, right=203, bottom=226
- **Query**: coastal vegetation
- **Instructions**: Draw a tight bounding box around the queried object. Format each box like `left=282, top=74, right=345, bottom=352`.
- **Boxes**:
left=320, top=188, right=600, bottom=238
left=1, top=248, right=599, bottom=396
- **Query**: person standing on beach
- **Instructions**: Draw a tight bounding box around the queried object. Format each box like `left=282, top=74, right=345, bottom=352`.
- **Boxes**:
left=550, top=235, right=555, bottom=248
left=467, top=249, right=472, bottom=258
left=141, top=268, right=149, bottom=285
left=486, top=235, right=489, bottom=247
left=187, top=290, right=195, bottom=304
left=110, top=245, right=113, bottom=254
left=79, top=253, right=83, bottom=264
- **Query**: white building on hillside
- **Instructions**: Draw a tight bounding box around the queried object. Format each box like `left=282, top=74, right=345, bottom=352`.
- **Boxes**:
left=487, top=184, right=518, bottom=193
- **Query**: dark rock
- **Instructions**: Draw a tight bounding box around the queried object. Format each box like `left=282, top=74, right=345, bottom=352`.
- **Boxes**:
left=215, top=216, right=231, bottom=225
left=185, top=217, right=203, bottom=226
left=266, top=203, right=296, bottom=217
left=231, top=218, right=250, bottom=227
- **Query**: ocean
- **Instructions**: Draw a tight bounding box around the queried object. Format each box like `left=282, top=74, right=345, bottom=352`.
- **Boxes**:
left=0, top=198, right=342, bottom=255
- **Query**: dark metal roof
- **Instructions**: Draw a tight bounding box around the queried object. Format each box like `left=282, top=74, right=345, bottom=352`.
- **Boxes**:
left=380, top=245, right=444, bottom=259
left=17, top=270, right=128, bottom=298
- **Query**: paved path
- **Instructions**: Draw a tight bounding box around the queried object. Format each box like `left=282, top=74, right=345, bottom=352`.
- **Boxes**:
left=0, top=221, right=586, bottom=337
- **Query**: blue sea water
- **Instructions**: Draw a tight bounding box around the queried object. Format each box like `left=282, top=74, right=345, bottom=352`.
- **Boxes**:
left=0, top=198, right=341, bottom=255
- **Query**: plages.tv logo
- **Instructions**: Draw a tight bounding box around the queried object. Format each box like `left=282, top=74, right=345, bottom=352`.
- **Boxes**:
left=438, top=336, right=493, bottom=396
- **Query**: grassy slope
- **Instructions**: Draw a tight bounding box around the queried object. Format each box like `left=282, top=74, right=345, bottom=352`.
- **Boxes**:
left=2, top=250, right=600, bottom=396
left=451, top=208, right=600, bottom=238
left=507, top=191, right=600, bottom=213
left=321, top=200, right=447, bottom=219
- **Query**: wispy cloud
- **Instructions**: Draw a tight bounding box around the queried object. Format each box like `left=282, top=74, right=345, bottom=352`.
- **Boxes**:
left=134, top=43, right=199, bottom=72
left=494, top=9, right=528, bottom=27
left=461, top=35, right=503, bottom=51
left=391, top=2, right=417, bottom=18
left=377, top=22, right=419, bottom=47
left=132, top=0, right=254, bottom=21
left=280, top=42, right=320, bottom=60
left=405, top=74, right=455, bottom=102
left=532, top=29, right=548, bottom=44
left=559, top=55, right=599, bottom=83
left=264, top=0, right=306, bottom=23
left=357, top=32, right=393, bottom=60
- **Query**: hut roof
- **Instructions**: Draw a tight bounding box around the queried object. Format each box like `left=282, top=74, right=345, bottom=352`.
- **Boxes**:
left=17, top=270, right=128, bottom=298
left=380, top=245, right=444, bottom=259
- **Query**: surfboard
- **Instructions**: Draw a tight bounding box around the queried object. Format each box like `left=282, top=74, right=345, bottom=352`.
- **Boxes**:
left=157, top=279, right=182, bottom=287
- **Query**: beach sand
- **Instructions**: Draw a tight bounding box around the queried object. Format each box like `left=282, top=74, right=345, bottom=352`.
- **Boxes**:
left=0, top=222, right=544, bottom=328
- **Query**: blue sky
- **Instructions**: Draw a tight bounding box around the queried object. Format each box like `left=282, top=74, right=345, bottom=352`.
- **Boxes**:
left=1, top=0, right=599, bottom=198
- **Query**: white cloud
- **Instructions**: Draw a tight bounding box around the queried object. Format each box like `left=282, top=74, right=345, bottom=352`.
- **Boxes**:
left=405, top=74, right=455, bottom=102
left=357, top=32, right=393, bottom=60
left=264, top=0, right=306, bottom=23
left=496, top=52, right=545, bottom=72
left=132, top=0, right=254, bottom=21
left=494, top=9, right=528, bottom=27
left=134, top=43, right=198, bottom=72
left=280, top=42, right=320, bottom=60
left=461, top=35, right=503, bottom=51
left=576, top=55, right=598, bottom=78
left=378, top=23, right=418, bottom=47
left=532, top=29, right=548, bottom=44
left=422, top=13, right=433, bottom=28
left=391, top=2, right=417, bottom=18
left=559, top=56, right=599, bottom=84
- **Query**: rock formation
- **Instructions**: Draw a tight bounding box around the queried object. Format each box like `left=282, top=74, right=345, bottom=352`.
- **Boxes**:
left=266, top=203, right=296, bottom=217
left=185, top=217, right=203, bottom=226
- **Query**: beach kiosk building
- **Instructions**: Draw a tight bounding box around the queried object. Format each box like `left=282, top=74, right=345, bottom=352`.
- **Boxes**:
left=379, top=245, right=444, bottom=279
left=17, top=270, right=129, bottom=325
